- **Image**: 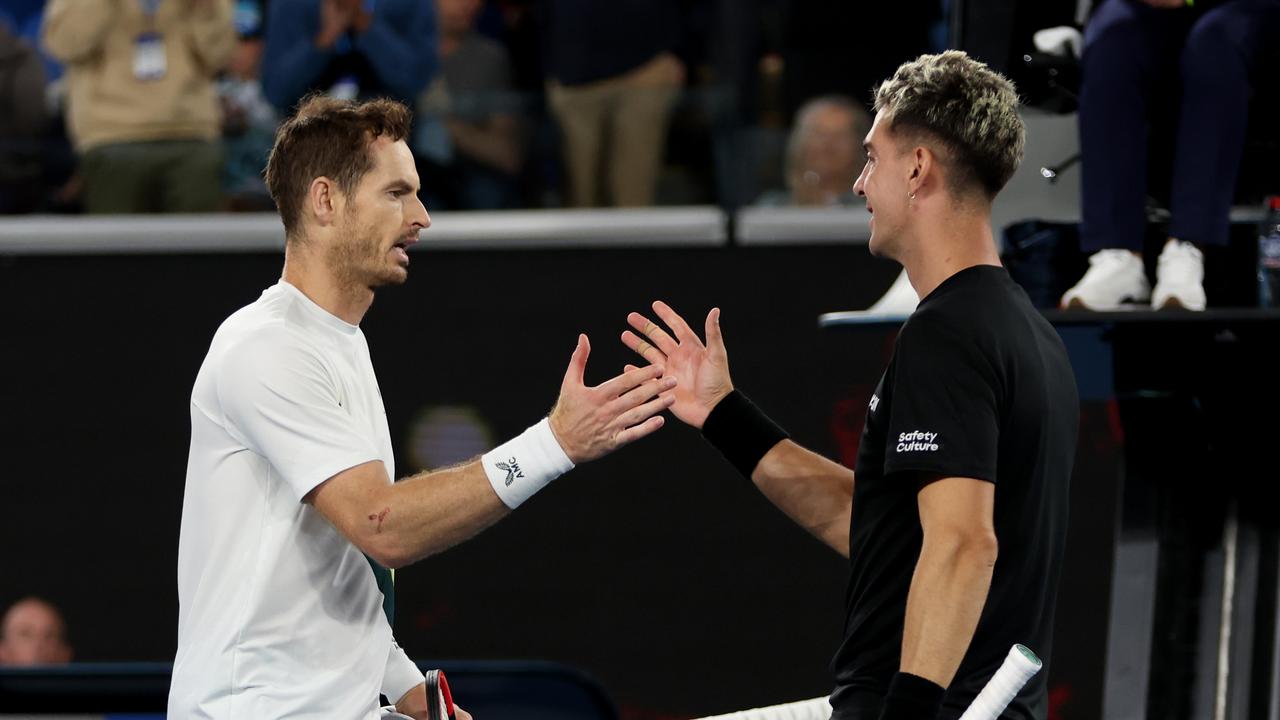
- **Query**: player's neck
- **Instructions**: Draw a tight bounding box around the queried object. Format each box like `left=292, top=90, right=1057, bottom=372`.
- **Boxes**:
left=282, top=249, right=374, bottom=326
left=899, top=210, right=1001, bottom=301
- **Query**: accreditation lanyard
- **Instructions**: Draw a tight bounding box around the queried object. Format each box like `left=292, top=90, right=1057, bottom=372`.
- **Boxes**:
left=133, top=0, right=166, bottom=81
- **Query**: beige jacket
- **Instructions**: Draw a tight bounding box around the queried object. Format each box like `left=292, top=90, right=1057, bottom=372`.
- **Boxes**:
left=43, top=0, right=235, bottom=151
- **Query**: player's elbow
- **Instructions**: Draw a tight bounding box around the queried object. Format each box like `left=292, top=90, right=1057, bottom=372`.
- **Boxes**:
left=357, top=510, right=416, bottom=569
left=374, top=549, right=412, bottom=571
left=959, top=530, right=999, bottom=568
left=926, top=525, right=998, bottom=568
left=344, top=495, right=417, bottom=569
left=360, top=532, right=414, bottom=570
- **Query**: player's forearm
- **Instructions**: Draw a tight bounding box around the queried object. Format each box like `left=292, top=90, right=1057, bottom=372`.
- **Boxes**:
left=364, top=461, right=510, bottom=568
left=898, top=530, right=997, bottom=687
left=700, top=391, right=852, bottom=556
left=752, top=440, right=854, bottom=556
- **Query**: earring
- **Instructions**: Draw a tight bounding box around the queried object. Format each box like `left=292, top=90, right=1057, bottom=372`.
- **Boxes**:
left=908, top=192, right=916, bottom=200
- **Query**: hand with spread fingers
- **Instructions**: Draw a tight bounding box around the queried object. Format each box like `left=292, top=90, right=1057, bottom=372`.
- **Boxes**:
left=548, top=334, right=678, bottom=463
left=620, top=301, right=734, bottom=430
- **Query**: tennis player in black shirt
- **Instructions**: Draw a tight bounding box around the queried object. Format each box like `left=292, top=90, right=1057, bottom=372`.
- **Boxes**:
left=622, top=51, right=1079, bottom=720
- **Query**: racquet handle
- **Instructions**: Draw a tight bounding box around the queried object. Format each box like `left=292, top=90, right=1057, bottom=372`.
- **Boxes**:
left=958, top=645, right=1042, bottom=720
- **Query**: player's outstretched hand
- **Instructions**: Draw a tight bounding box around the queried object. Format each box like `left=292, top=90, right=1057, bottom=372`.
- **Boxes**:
left=549, top=334, right=677, bottom=463
left=621, top=301, right=733, bottom=430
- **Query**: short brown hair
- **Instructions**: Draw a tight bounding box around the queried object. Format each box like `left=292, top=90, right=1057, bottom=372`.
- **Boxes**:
left=873, top=50, right=1024, bottom=200
left=264, top=95, right=413, bottom=239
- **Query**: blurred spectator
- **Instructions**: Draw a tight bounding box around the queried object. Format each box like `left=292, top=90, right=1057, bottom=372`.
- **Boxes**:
left=1061, top=0, right=1280, bottom=312
left=756, top=95, right=870, bottom=207
left=42, top=0, right=236, bottom=214
left=261, top=0, right=437, bottom=116
left=2, top=1, right=79, bottom=214
left=0, top=0, right=55, bottom=86
left=703, top=0, right=785, bottom=208
left=219, top=0, right=277, bottom=210
left=416, top=0, right=522, bottom=209
left=543, top=0, right=686, bottom=207
left=0, top=0, right=53, bottom=79
left=0, top=16, right=47, bottom=214
left=0, top=597, right=72, bottom=666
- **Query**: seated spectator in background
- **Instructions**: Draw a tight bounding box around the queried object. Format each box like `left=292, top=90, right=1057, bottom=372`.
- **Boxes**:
left=42, top=0, right=235, bottom=214
left=757, top=94, right=918, bottom=315
left=0, top=16, right=47, bottom=214
left=2, top=0, right=79, bottom=214
left=261, top=0, right=436, bottom=116
left=0, top=597, right=72, bottom=666
left=756, top=95, right=870, bottom=207
left=544, top=0, right=686, bottom=207
left=416, top=0, right=522, bottom=210
left=219, top=0, right=277, bottom=210
left=0, top=0, right=58, bottom=86
left=1061, top=0, right=1280, bottom=311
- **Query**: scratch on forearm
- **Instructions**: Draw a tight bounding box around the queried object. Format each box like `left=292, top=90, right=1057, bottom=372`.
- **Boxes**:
left=368, top=507, right=390, bottom=533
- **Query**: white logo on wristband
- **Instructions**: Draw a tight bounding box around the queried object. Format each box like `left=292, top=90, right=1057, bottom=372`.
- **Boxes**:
left=481, top=418, right=574, bottom=509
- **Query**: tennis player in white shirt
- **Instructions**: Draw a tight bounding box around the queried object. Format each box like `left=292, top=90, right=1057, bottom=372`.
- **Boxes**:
left=169, top=94, right=676, bottom=719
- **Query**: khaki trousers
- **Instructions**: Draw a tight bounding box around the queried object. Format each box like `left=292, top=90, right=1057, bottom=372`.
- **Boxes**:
left=547, top=53, right=683, bottom=207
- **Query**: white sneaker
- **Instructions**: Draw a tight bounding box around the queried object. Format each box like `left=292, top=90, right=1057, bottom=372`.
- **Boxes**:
left=866, top=270, right=919, bottom=315
left=1152, top=239, right=1206, bottom=311
left=1060, top=249, right=1151, bottom=310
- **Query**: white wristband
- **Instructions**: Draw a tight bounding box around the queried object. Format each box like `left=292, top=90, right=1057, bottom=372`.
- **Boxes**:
left=481, top=418, right=574, bottom=509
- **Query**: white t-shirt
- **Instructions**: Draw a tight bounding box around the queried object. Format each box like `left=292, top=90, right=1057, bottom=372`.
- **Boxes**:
left=169, top=280, right=424, bottom=719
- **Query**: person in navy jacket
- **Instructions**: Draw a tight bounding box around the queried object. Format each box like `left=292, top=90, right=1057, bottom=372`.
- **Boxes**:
left=262, top=0, right=437, bottom=115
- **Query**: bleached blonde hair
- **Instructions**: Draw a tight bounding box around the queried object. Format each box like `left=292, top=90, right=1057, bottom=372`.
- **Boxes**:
left=873, top=50, right=1024, bottom=200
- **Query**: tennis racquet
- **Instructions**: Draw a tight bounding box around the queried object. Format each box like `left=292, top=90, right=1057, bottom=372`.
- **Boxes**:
left=693, top=644, right=1042, bottom=720
left=379, top=668, right=456, bottom=720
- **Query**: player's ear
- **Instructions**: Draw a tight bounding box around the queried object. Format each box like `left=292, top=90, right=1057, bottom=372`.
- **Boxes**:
left=308, top=176, right=341, bottom=228
left=908, top=146, right=933, bottom=197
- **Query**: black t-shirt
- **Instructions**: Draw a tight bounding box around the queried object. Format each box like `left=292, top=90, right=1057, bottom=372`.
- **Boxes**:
left=829, top=265, right=1078, bottom=720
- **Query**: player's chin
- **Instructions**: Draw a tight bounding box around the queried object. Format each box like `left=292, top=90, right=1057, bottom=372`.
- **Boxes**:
left=866, top=222, right=900, bottom=260
left=372, top=266, right=409, bottom=287
left=867, top=231, right=886, bottom=258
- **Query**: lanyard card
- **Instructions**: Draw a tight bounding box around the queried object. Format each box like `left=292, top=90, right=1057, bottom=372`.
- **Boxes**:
left=134, top=32, right=166, bottom=81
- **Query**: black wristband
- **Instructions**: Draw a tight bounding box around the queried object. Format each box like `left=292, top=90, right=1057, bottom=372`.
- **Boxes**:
left=700, top=390, right=789, bottom=478
left=878, top=672, right=945, bottom=720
